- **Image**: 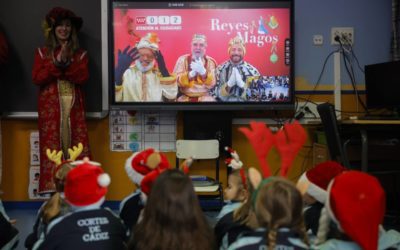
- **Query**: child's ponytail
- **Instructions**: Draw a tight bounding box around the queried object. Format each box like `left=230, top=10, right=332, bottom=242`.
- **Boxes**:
left=267, top=226, right=278, bottom=250
left=298, top=219, right=310, bottom=246
left=42, top=192, right=62, bottom=224
left=316, top=207, right=330, bottom=245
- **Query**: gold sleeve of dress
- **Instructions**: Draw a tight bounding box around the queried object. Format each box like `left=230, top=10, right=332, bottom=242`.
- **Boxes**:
left=196, top=72, right=214, bottom=85
left=159, top=73, right=177, bottom=85
left=179, top=73, right=195, bottom=88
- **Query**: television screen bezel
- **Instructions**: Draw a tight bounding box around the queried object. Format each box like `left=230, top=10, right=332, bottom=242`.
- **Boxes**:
left=107, top=0, right=295, bottom=111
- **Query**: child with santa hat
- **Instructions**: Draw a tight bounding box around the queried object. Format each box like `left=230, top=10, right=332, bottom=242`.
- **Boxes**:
left=314, top=170, right=400, bottom=250
left=25, top=143, right=83, bottom=249
left=32, top=159, right=127, bottom=249
left=119, top=148, right=170, bottom=233
left=296, top=160, right=347, bottom=235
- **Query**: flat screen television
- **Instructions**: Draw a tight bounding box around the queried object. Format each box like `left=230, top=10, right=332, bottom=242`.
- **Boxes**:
left=108, top=0, right=294, bottom=110
left=365, top=61, right=400, bottom=111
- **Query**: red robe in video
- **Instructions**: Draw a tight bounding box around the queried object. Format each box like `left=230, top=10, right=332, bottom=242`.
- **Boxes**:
left=32, top=47, right=91, bottom=193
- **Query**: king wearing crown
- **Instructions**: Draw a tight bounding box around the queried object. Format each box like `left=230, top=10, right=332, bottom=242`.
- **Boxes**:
left=173, top=34, right=217, bottom=102
left=214, top=36, right=260, bottom=102
left=115, top=32, right=177, bottom=102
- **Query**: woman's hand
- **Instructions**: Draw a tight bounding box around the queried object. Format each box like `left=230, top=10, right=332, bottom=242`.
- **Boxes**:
left=56, top=43, right=70, bottom=63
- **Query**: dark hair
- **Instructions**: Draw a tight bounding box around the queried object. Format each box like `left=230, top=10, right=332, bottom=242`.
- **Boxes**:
left=255, top=177, right=308, bottom=249
left=128, top=169, right=215, bottom=250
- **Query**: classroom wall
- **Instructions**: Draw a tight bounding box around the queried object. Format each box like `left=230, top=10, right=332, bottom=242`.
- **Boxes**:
left=0, top=94, right=360, bottom=202
left=0, top=0, right=393, bottom=201
left=1, top=116, right=180, bottom=201
left=0, top=116, right=314, bottom=201
left=295, top=0, right=392, bottom=90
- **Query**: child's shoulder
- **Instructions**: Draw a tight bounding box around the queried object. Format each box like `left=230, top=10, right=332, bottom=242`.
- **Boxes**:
left=229, top=228, right=309, bottom=250
left=378, top=229, right=400, bottom=250
left=311, top=239, right=360, bottom=250
left=217, top=202, right=242, bottom=220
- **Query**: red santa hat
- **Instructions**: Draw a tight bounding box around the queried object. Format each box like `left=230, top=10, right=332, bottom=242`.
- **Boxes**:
left=124, top=148, right=170, bottom=195
left=64, top=159, right=110, bottom=207
left=296, top=161, right=347, bottom=203
left=326, top=171, right=386, bottom=250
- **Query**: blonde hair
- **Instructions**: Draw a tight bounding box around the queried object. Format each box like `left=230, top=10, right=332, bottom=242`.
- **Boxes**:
left=232, top=169, right=257, bottom=226
left=42, top=162, right=73, bottom=224
left=254, top=177, right=309, bottom=249
left=315, top=207, right=331, bottom=245
left=229, top=169, right=246, bottom=190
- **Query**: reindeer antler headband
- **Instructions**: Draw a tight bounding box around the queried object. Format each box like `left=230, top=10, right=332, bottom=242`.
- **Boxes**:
left=47, top=143, right=84, bottom=180
left=47, top=143, right=84, bottom=166
left=239, top=120, right=306, bottom=178
left=239, top=121, right=307, bottom=204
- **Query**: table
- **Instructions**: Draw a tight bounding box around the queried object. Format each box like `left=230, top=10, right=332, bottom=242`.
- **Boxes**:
left=341, top=119, right=400, bottom=172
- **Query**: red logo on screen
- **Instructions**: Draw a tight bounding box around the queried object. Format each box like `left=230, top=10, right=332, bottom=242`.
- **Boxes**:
left=136, top=17, right=146, bottom=24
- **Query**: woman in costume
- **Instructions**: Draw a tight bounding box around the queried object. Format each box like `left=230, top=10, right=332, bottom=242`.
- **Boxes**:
left=32, top=7, right=90, bottom=193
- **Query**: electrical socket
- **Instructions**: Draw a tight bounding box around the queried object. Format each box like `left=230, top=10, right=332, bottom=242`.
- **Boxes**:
left=331, top=27, right=354, bottom=45
left=313, top=34, right=323, bottom=45
left=296, top=102, right=323, bottom=120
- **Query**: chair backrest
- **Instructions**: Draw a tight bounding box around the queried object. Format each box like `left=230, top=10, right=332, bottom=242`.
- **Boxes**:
left=176, top=139, right=219, bottom=160
left=176, top=139, right=220, bottom=180
left=317, top=102, right=351, bottom=168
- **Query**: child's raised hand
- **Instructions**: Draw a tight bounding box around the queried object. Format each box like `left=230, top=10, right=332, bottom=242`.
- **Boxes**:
left=180, top=157, right=193, bottom=174
left=224, top=147, right=243, bottom=169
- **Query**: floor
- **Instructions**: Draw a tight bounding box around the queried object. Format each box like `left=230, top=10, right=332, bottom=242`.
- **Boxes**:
left=5, top=209, right=38, bottom=250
